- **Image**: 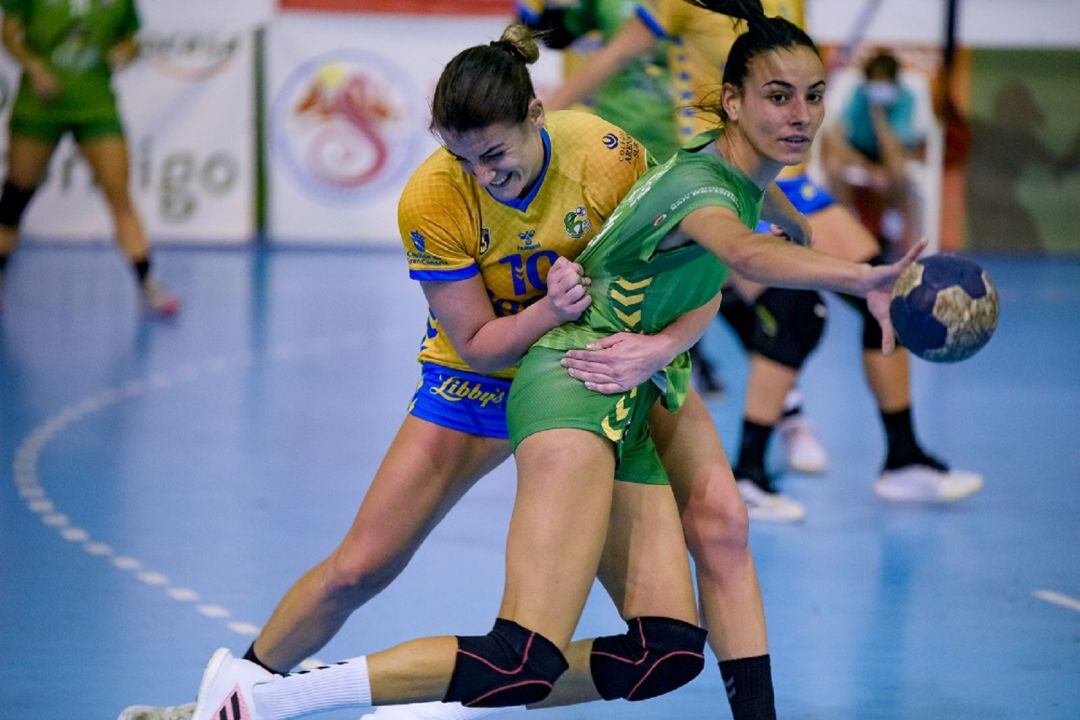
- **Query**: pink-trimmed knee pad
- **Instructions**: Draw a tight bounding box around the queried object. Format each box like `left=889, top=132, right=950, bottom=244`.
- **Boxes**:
left=590, top=616, right=707, bottom=701
left=445, top=618, right=568, bottom=708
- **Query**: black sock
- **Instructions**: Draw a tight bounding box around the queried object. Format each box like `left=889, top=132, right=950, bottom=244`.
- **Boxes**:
left=720, top=654, right=776, bottom=720
left=881, top=407, right=945, bottom=470
left=0, top=252, right=9, bottom=274
left=132, top=258, right=150, bottom=283
left=243, top=642, right=286, bottom=675
left=734, top=419, right=773, bottom=488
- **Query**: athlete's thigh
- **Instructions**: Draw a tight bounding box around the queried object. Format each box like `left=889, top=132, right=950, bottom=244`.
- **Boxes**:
left=76, top=134, right=133, bottom=205
left=808, top=204, right=880, bottom=262
left=335, top=414, right=509, bottom=568
left=596, top=479, right=697, bottom=624
left=5, top=135, right=58, bottom=187
left=648, top=389, right=743, bottom=523
left=500, top=428, right=617, bottom=648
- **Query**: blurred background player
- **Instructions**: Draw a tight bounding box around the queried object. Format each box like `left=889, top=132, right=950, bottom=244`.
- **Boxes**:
left=539, top=0, right=982, bottom=521
left=820, top=48, right=929, bottom=259
left=0, top=0, right=178, bottom=315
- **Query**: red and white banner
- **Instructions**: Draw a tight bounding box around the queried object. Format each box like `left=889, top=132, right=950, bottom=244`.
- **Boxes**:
left=264, top=10, right=561, bottom=246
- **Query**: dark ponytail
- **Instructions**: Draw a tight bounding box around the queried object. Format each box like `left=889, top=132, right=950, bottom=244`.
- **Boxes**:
left=684, top=0, right=819, bottom=121
left=431, top=24, right=540, bottom=135
left=683, top=0, right=767, bottom=23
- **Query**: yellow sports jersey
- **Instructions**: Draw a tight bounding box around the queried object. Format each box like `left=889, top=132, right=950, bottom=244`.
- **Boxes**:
left=398, top=110, right=649, bottom=379
left=636, top=0, right=806, bottom=174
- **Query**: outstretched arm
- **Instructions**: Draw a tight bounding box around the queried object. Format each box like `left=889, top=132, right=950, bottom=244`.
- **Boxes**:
left=761, top=184, right=812, bottom=245
left=544, top=14, right=657, bottom=111
left=681, top=205, right=926, bottom=353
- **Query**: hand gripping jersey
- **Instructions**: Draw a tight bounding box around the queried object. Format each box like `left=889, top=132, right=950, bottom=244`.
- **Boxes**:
left=535, top=130, right=764, bottom=410
left=507, top=130, right=763, bottom=474
left=398, top=110, right=649, bottom=379
left=2, top=0, right=140, bottom=122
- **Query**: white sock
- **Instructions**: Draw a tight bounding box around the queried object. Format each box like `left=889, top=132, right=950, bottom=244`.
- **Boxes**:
left=253, top=655, right=372, bottom=718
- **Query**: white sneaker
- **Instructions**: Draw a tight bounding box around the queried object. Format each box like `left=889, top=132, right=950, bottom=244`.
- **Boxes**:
left=874, top=465, right=984, bottom=503
left=141, top=278, right=181, bottom=317
left=117, top=704, right=195, bottom=720
left=737, top=479, right=806, bottom=523
left=192, top=648, right=272, bottom=720
left=777, top=415, right=828, bottom=474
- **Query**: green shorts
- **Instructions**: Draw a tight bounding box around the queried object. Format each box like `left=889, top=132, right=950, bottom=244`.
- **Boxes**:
left=9, top=113, right=124, bottom=144
left=508, top=346, right=669, bottom=485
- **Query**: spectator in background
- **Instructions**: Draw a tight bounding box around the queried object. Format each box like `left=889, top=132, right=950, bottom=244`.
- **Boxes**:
left=822, top=50, right=927, bottom=257
left=0, top=0, right=178, bottom=315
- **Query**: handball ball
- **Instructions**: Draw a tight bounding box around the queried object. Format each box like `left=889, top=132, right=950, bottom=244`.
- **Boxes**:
left=889, top=253, right=999, bottom=362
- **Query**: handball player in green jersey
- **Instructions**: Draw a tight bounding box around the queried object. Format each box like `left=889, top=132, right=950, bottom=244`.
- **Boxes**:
left=0, top=0, right=178, bottom=315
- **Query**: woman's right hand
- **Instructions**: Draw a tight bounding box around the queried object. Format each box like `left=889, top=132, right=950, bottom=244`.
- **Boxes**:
left=544, top=256, right=591, bottom=323
left=26, top=60, right=60, bottom=101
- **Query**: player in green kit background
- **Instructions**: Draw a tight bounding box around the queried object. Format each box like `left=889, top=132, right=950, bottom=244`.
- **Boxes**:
left=0, top=0, right=178, bottom=315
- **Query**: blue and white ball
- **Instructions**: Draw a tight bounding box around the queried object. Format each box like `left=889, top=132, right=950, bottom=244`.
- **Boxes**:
left=889, top=253, right=999, bottom=362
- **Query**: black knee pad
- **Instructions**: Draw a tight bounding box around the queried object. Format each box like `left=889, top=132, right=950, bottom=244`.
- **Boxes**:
left=0, top=181, right=37, bottom=229
left=719, top=290, right=756, bottom=351
left=445, top=618, right=568, bottom=708
left=750, top=288, right=827, bottom=369
left=837, top=252, right=888, bottom=351
left=837, top=292, right=884, bottom=351
left=590, top=616, right=707, bottom=702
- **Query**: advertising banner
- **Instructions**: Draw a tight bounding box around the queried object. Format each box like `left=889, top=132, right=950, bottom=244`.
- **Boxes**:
left=264, top=11, right=561, bottom=246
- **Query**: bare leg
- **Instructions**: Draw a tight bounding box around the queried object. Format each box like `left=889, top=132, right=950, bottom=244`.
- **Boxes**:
left=0, top=135, right=57, bottom=256
left=806, top=205, right=915, bottom=414
left=255, top=415, right=509, bottom=671
left=650, top=389, right=766, bottom=660
left=364, top=428, right=618, bottom=702
left=863, top=346, right=911, bottom=412
left=743, top=356, right=797, bottom=425
left=77, top=135, right=150, bottom=262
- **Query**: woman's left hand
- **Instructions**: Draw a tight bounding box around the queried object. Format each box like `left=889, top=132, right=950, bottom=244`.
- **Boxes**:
left=858, top=237, right=928, bottom=355
left=562, top=332, right=673, bottom=394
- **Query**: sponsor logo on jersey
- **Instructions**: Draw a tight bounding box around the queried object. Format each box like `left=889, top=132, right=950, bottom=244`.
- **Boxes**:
left=563, top=206, right=593, bottom=239
left=410, top=230, right=426, bottom=252
left=430, top=377, right=506, bottom=408
left=602, top=133, right=619, bottom=150
left=517, top=229, right=538, bottom=251
left=800, top=182, right=817, bottom=201
left=272, top=49, right=422, bottom=204
left=652, top=213, right=667, bottom=227
left=479, top=228, right=491, bottom=255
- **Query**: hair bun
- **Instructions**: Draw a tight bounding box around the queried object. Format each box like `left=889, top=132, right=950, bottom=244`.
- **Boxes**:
left=495, top=24, right=541, bottom=65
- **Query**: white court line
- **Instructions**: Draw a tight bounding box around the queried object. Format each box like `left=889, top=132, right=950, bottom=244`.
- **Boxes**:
left=1033, top=589, right=1080, bottom=613
left=11, top=336, right=361, bottom=669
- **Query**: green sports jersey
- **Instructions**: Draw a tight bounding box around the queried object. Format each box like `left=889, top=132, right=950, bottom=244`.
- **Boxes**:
left=2, top=0, right=140, bottom=121
left=537, top=129, right=765, bottom=409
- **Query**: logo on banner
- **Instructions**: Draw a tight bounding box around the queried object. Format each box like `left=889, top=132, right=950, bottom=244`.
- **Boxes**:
left=140, top=31, right=241, bottom=81
left=272, top=49, right=421, bottom=204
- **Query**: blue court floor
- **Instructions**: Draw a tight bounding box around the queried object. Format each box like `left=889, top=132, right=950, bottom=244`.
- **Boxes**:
left=1, top=245, right=1077, bottom=720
